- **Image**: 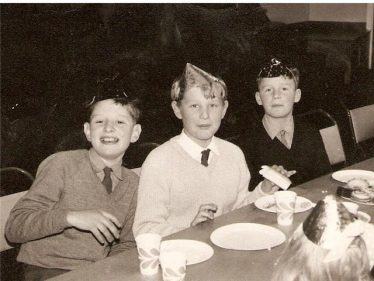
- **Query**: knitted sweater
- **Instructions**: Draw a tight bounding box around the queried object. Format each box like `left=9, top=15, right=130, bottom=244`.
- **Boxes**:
left=133, top=136, right=266, bottom=237
left=238, top=118, right=331, bottom=190
left=5, top=150, right=138, bottom=270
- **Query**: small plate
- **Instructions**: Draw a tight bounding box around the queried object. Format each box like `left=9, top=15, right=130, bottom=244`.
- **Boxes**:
left=332, top=170, right=374, bottom=183
left=357, top=211, right=371, bottom=223
left=160, top=239, right=214, bottom=265
left=210, top=223, right=286, bottom=250
left=255, top=195, right=314, bottom=213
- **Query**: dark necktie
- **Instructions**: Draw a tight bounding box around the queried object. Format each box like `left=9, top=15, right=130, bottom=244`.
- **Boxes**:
left=102, top=167, right=113, bottom=194
left=201, top=149, right=211, bottom=167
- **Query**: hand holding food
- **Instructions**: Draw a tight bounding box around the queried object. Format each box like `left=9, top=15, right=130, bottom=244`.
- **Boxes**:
left=260, top=165, right=293, bottom=190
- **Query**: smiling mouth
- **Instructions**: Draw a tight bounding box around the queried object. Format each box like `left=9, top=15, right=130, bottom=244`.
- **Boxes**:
left=100, top=137, right=119, bottom=144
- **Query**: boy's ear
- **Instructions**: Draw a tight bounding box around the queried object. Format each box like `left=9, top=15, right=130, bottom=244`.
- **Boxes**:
left=294, top=89, right=301, bottom=103
left=83, top=122, right=92, bottom=142
left=130, top=124, right=142, bottom=143
left=221, top=100, right=229, bottom=119
left=171, top=101, right=182, bottom=119
left=255, top=92, right=263, bottom=105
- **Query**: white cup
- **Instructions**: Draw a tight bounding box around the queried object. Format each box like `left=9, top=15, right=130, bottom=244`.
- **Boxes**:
left=274, top=191, right=297, bottom=226
left=342, top=201, right=359, bottom=215
left=135, top=233, right=161, bottom=276
left=159, top=251, right=187, bottom=281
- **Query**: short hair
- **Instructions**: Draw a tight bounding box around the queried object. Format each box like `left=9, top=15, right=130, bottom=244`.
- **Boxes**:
left=271, top=226, right=372, bottom=281
left=85, top=79, right=141, bottom=123
left=171, top=64, right=228, bottom=103
left=256, top=58, right=300, bottom=89
left=86, top=98, right=141, bottom=124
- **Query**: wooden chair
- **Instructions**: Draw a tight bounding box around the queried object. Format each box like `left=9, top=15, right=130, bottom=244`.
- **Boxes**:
left=344, top=103, right=374, bottom=161
left=0, top=191, right=27, bottom=280
left=297, top=109, right=346, bottom=169
left=1, top=191, right=27, bottom=252
left=347, top=104, right=374, bottom=144
left=0, top=167, right=34, bottom=196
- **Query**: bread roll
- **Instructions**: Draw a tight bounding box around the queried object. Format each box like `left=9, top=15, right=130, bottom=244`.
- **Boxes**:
left=259, top=165, right=292, bottom=190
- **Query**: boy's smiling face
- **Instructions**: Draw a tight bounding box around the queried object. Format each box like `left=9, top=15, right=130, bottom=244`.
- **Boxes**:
left=255, top=76, right=301, bottom=119
left=84, top=99, right=141, bottom=164
left=172, top=86, right=228, bottom=147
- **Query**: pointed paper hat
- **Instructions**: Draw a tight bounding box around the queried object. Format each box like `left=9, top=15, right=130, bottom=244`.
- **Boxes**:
left=257, top=58, right=299, bottom=86
left=171, top=63, right=227, bottom=101
left=302, top=195, right=365, bottom=262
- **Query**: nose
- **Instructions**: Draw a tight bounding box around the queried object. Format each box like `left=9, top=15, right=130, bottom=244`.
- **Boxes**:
left=200, top=106, right=209, bottom=119
left=273, top=88, right=281, bottom=99
left=103, top=120, right=114, bottom=132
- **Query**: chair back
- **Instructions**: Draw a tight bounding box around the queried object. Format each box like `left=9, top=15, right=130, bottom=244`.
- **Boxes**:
left=297, top=109, right=346, bottom=167
left=319, top=126, right=346, bottom=165
left=124, top=142, right=160, bottom=169
left=1, top=167, right=34, bottom=196
left=0, top=191, right=27, bottom=252
left=348, top=104, right=374, bottom=144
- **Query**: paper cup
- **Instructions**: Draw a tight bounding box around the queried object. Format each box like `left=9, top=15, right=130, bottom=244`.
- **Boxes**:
left=274, top=191, right=297, bottom=226
left=135, top=233, right=161, bottom=276
left=342, top=201, right=359, bottom=215
left=159, top=251, right=186, bottom=281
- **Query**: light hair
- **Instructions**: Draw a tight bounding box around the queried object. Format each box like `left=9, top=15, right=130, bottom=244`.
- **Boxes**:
left=170, top=75, right=228, bottom=103
left=271, top=226, right=373, bottom=281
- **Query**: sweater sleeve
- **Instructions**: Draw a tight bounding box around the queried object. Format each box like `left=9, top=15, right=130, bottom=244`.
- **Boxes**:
left=5, top=153, right=70, bottom=243
left=109, top=187, right=137, bottom=256
left=231, top=147, right=265, bottom=209
left=133, top=149, right=179, bottom=237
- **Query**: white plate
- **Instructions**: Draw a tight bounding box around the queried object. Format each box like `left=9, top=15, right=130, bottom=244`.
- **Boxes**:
left=160, top=239, right=214, bottom=265
left=332, top=169, right=374, bottom=183
left=255, top=195, right=314, bottom=213
left=210, top=223, right=286, bottom=250
left=357, top=211, right=371, bottom=223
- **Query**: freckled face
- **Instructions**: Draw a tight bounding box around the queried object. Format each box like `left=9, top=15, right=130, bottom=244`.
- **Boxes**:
left=172, top=87, right=228, bottom=147
left=255, top=77, right=301, bottom=119
left=84, top=99, right=141, bottom=163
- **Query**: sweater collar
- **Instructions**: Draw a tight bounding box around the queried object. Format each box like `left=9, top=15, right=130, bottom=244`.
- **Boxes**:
left=262, top=115, right=294, bottom=141
left=88, top=148, right=123, bottom=181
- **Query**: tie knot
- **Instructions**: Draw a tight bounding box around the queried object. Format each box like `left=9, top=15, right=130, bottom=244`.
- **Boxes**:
left=201, top=149, right=211, bottom=167
left=103, top=167, right=112, bottom=176
left=278, top=130, right=289, bottom=148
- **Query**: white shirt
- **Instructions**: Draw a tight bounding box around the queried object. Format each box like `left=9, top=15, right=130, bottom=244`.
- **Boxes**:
left=176, top=130, right=219, bottom=165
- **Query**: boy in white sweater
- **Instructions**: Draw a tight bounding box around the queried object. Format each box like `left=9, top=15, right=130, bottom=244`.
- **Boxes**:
left=133, top=63, right=278, bottom=237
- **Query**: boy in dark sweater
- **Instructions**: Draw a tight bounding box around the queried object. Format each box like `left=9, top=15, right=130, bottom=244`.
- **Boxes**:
left=5, top=81, right=142, bottom=280
left=238, top=58, right=331, bottom=190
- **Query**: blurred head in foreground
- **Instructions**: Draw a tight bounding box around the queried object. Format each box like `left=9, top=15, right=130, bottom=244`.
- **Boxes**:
left=272, top=195, right=373, bottom=281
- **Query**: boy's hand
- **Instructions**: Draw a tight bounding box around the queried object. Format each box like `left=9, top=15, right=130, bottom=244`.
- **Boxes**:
left=261, top=165, right=296, bottom=194
left=190, top=203, right=218, bottom=226
left=66, top=210, right=122, bottom=245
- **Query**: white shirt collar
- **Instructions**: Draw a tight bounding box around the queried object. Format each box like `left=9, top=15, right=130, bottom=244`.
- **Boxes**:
left=176, top=130, right=219, bottom=164
left=262, top=115, right=294, bottom=140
